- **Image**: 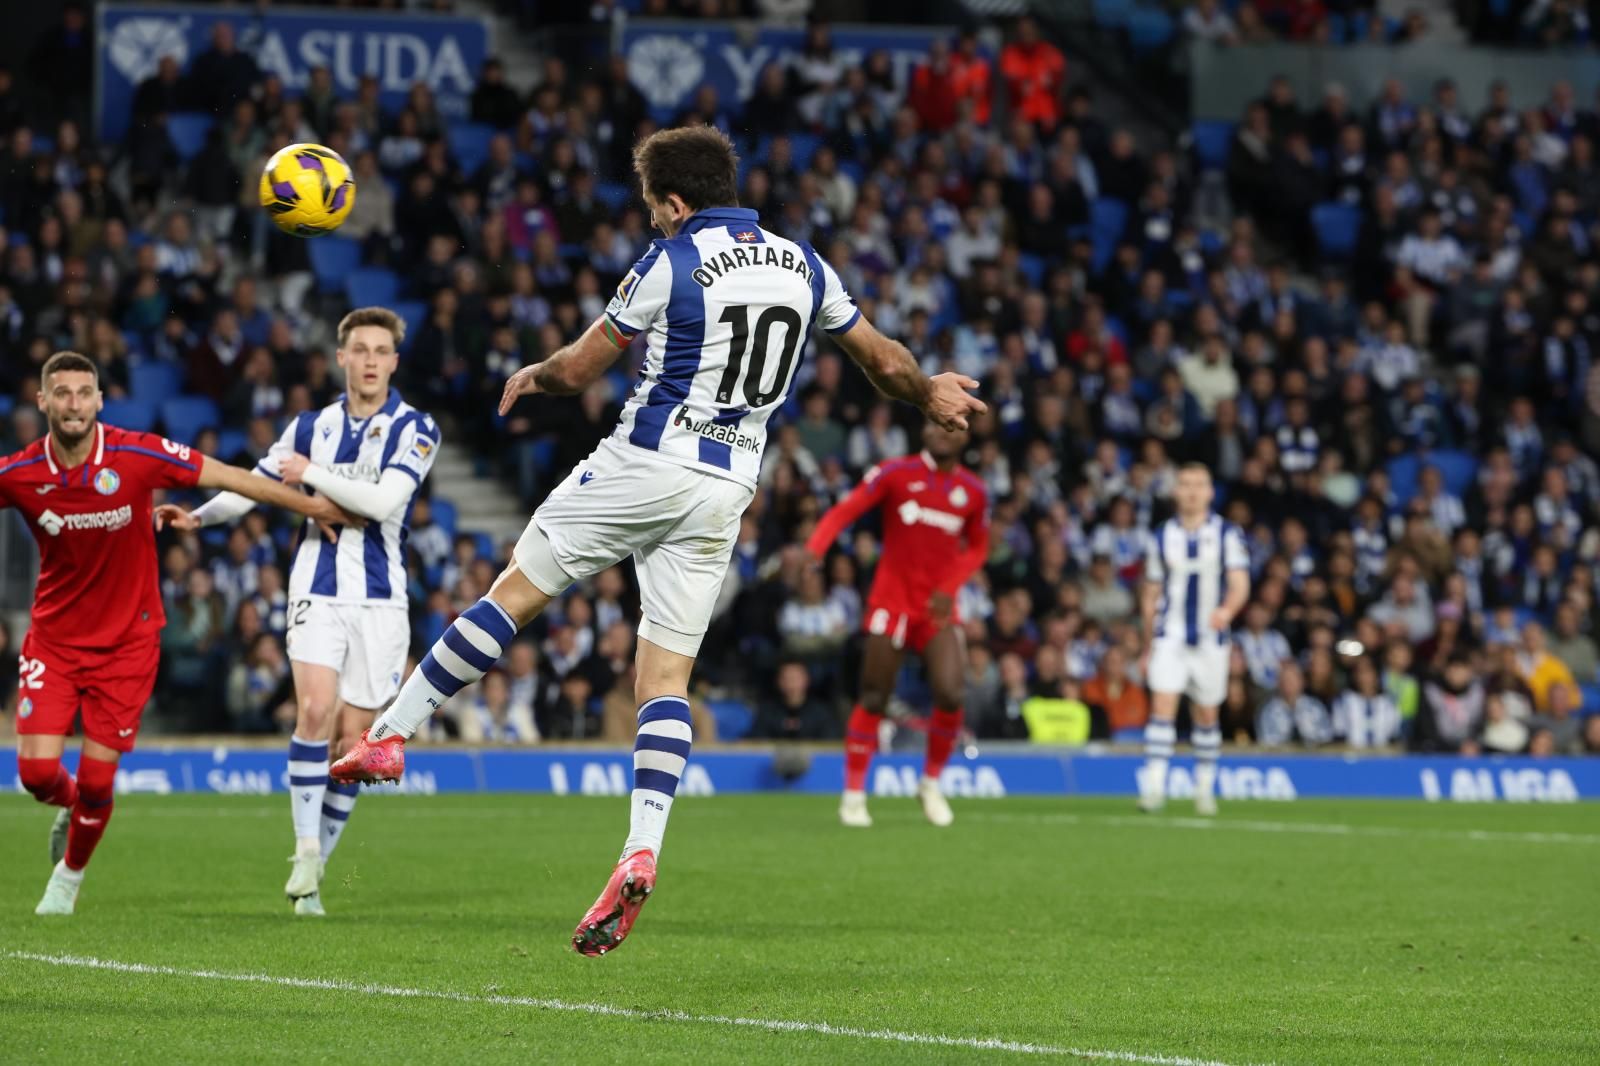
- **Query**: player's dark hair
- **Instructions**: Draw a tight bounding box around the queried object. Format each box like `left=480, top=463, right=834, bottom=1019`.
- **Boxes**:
left=1177, top=462, right=1212, bottom=478
left=338, top=306, right=405, bottom=349
left=632, top=126, right=740, bottom=213
left=40, top=350, right=97, bottom=385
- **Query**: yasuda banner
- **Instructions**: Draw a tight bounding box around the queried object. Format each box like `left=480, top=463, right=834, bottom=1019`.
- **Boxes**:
left=621, top=19, right=950, bottom=122
left=1, top=748, right=1594, bottom=802
left=95, top=2, right=490, bottom=143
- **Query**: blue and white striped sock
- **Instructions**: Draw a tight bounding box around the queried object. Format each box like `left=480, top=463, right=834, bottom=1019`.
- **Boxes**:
left=1192, top=725, right=1222, bottom=798
left=320, top=778, right=360, bottom=861
left=622, top=696, right=694, bottom=859
left=371, top=597, right=518, bottom=741
left=1142, top=719, right=1176, bottom=803
left=288, top=736, right=329, bottom=852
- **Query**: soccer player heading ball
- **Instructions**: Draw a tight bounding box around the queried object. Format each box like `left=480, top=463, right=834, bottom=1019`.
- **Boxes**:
left=331, top=126, right=985, bottom=955
left=2, top=352, right=354, bottom=916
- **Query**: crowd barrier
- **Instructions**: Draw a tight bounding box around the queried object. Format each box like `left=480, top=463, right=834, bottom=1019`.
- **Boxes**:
left=1, top=747, right=1593, bottom=802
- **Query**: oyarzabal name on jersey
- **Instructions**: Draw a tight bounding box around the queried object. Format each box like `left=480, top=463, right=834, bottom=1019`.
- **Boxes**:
left=673, top=407, right=760, bottom=451
left=691, top=245, right=814, bottom=288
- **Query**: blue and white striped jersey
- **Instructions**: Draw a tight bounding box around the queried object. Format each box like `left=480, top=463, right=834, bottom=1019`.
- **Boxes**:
left=1144, top=513, right=1249, bottom=648
left=603, top=207, right=859, bottom=488
left=258, top=388, right=438, bottom=605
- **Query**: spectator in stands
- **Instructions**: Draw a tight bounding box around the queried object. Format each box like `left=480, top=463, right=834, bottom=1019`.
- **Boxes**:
left=1413, top=655, right=1486, bottom=753
left=999, top=16, right=1065, bottom=129
left=1081, top=644, right=1146, bottom=735
left=1256, top=660, right=1332, bottom=746
left=461, top=670, right=539, bottom=744
left=184, top=20, right=260, bottom=116
left=1184, top=0, right=1240, bottom=44
left=754, top=661, right=838, bottom=742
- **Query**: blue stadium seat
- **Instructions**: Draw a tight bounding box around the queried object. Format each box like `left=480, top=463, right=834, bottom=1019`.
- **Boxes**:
left=429, top=497, right=458, bottom=537
left=121, top=329, right=149, bottom=359
left=344, top=267, right=400, bottom=308
left=391, top=299, right=427, bottom=351
left=1428, top=449, right=1479, bottom=498
left=101, top=399, right=157, bottom=433
left=1127, top=7, right=1175, bottom=53
left=447, top=122, right=497, bottom=175
left=594, top=181, right=631, bottom=211
left=1093, top=0, right=1136, bottom=28
left=1386, top=453, right=1421, bottom=505
left=1017, top=252, right=1045, bottom=288
left=785, top=132, right=821, bottom=171
left=1191, top=120, right=1235, bottom=172
left=215, top=429, right=248, bottom=462
left=160, top=396, right=222, bottom=444
left=1579, top=683, right=1600, bottom=716
left=1090, top=198, right=1129, bottom=273
left=0, top=395, right=12, bottom=417
left=308, top=237, right=362, bottom=293
left=707, top=698, right=754, bottom=741
left=167, top=112, right=214, bottom=161
left=469, top=531, right=495, bottom=561
left=1312, top=203, right=1362, bottom=260
left=130, top=361, right=183, bottom=402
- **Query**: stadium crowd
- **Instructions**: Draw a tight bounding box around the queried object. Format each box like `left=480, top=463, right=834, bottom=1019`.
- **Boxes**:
left=2, top=7, right=1600, bottom=758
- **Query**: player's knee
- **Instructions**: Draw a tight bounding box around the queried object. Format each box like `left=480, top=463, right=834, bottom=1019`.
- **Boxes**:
left=857, top=686, right=891, bottom=717
left=296, top=697, right=335, bottom=736
left=76, top=756, right=117, bottom=806
left=17, top=757, right=62, bottom=801
left=930, top=684, right=963, bottom=714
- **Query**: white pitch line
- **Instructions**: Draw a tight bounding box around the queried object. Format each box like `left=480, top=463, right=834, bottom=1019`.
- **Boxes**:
left=1, top=951, right=1262, bottom=1066
left=969, top=811, right=1600, bottom=846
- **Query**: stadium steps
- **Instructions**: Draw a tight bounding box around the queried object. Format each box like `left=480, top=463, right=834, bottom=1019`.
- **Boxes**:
left=428, top=450, right=528, bottom=547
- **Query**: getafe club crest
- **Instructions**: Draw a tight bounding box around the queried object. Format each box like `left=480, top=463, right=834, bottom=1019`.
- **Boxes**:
left=949, top=485, right=968, bottom=508
left=94, top=469, right=121, bottom=496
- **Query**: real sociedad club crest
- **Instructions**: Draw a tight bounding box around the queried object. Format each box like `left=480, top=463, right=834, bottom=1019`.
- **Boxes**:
left=94, top=469, right=121, bottom=496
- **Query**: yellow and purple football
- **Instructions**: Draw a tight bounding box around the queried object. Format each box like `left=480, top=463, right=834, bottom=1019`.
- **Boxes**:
left=259, top=143, right=356, bottom=238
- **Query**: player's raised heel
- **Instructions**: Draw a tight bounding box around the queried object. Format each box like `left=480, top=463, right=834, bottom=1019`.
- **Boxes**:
left=48, top=808, right=69, bottom=866
left=284, top=852, right=322, bottom=900
left=917, top=776, right=954, bottom=827
left=839, top=790, right=873, bottom=828
left=294, top=892, right=326, bottom=917
left=330, top=729, right=405, bottom=783
left=572, top=849, right=656, bottom=957
left=34, top=865, right=81, bottom=916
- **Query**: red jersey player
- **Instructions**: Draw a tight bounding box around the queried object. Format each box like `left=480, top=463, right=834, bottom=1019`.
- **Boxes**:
left=805, top=421, right=989, bottom=829
left=2, top=351, right=348, bottom=916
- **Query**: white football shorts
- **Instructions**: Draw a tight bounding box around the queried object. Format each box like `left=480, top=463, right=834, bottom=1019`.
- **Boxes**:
left=515, top=438, right=753, bottom=657
left=1147, top=641, right=1230, bottom=708
left=285, top=600, right=410, bottom=709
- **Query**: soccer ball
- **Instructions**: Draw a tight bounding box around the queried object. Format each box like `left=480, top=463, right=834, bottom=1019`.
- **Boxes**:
left=259, top=143, right=356, bottom=238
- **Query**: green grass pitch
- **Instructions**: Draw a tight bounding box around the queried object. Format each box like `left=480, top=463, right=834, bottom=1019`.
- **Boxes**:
left=0, top=793, right=1596, bottom=1065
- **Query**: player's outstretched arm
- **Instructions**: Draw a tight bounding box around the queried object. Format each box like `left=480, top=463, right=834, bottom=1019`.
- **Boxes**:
left=195, top=455, right=353, bottom=528
left=279, top=453, right=415, bottom=523
left=831, top=317, right=986, bottom=432
left=499, top=316, right=628, bottom=411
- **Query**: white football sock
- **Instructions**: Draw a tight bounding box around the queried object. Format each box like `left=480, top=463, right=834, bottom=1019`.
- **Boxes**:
left=288, top=735, right=329, bottom=850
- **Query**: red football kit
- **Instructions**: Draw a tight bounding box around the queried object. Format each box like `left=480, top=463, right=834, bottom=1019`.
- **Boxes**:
left=0, top=424, right=201, bottom=751
left=807, top=451, right=990, bottom=653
